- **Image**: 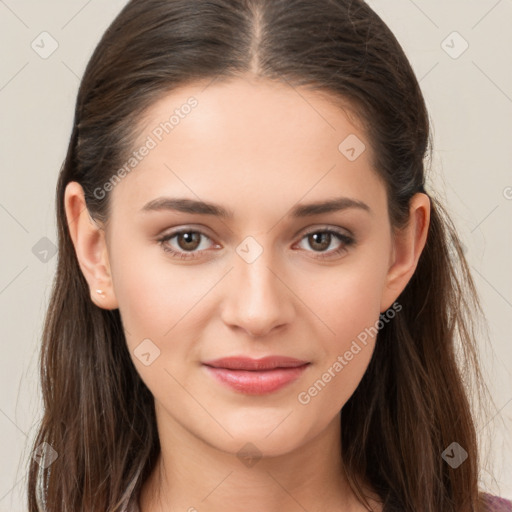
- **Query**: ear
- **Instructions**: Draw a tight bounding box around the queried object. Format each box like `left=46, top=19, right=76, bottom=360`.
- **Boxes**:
left=380, top=192, right=431, bottom=312
left=64, top=181, right=119, bottom=310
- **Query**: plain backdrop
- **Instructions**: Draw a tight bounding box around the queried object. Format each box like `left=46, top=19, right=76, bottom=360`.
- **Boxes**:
left=0, top=0, right=511, bottom=509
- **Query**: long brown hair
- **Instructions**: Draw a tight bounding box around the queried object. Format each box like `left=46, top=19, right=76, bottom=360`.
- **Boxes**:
left=27, top=0, right=498, bottom=510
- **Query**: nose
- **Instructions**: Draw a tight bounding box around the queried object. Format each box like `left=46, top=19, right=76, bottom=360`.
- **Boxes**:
left=220, top=243, right=295, bottom=338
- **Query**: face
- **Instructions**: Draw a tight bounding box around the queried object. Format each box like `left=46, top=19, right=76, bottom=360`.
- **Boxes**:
left=79, top=76, right=412, bottom=457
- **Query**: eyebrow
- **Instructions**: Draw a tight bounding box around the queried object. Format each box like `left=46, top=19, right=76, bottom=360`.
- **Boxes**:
left=140, top=196, right=371, bottom=218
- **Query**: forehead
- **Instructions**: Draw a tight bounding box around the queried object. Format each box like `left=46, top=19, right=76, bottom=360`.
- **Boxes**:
left=136, top=76, right=369, bottom=154
left=107, top=76, right=385, bottom=221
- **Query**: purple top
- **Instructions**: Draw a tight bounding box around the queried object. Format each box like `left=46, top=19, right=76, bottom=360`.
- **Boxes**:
left=484, top=493, right=512, bottom=511
left=122, top=491, right=512, bottom=511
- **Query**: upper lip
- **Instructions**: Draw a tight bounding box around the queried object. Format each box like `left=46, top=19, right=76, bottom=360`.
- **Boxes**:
left=202, top=356, right=310, bottom=371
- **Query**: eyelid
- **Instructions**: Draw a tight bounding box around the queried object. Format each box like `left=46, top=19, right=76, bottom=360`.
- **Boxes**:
left=157, top=224, right=355, bottom=259
left=298, top=224, right=354, bottom=239
left=156, top=226, right=218, bottom=260
left=157, top=223, right=353, bottom=241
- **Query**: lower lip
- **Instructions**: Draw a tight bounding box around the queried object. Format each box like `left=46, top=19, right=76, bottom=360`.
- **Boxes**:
left=202, top=364, right=310, bottom=395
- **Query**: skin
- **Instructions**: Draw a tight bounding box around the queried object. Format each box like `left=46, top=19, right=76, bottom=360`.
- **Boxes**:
left=64, top=75, right=430, bottom=512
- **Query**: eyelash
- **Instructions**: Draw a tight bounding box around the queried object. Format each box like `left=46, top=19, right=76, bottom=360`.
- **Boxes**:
left=157, top=227, right=355, bottom=261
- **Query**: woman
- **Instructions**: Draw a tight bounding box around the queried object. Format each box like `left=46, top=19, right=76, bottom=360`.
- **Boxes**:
left=27, top=0, right=512, bottom=510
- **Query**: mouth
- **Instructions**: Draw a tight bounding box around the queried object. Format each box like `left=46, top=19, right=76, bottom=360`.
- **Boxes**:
left=202, top=356, right=311, bottom=395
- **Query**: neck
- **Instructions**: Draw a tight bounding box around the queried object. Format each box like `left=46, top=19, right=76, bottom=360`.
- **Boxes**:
left=139, top=404, right=372, bottom=512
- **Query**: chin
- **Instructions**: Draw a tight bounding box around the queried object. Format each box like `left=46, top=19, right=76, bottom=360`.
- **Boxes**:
left=205, top=421, right=310, bottom=459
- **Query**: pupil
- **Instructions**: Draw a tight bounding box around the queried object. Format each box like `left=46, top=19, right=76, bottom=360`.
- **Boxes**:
left=311, top=232, right=330, bottom=250
left=180, top=232, right=199, bottom=250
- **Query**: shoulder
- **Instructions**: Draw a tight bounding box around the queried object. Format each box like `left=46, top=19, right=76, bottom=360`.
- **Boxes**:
left=481, top=492, right=512, bottom=511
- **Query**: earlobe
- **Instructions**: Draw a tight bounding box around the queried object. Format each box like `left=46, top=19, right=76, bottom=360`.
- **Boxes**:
left=380, top=193, right=430, bottom=312
left=64, top=181, right=119, bottom=310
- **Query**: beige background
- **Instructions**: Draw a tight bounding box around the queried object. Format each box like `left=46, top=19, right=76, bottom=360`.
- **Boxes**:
left=0, top=0, right=511, bottom=509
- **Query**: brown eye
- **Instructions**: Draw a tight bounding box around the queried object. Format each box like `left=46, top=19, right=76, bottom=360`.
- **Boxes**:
left=307, top=232, right=332, bottom=251
left=157, top=229, right=214, bottom=260
left=296, top=229, right=355, bottom=260
left=175, top=231, right=202, bottom=251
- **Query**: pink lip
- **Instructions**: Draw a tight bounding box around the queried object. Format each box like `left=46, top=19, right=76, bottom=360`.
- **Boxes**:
left=202, top=355, right=309, bottom=370
left=202, top=356, right=310, bottom=395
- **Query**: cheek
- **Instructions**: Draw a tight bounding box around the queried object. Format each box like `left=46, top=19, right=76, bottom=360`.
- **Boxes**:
left=111, top=248, right=204, bottom=396
left=304, top=261, right=387, bottom=343
left=298, top=252, right=388, bottom=407
left=297, top=270, right=382, bottom=415
left=110, top=237, right=207, bottom=338
left=110, top=242, right=221, bottom=397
